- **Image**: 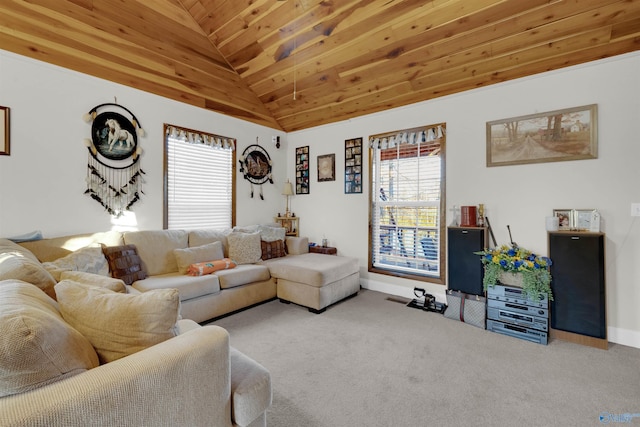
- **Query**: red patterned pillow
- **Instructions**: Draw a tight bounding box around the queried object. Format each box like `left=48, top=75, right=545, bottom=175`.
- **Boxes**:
left=101, top=244, right=147, bottom=285
left=261, top=239, right=286, bottom=260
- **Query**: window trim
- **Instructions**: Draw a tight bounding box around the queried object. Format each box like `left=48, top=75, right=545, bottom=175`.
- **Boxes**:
left=163, top=123, right=236, bottom=230
left=368, top=125, right=446, bottom=285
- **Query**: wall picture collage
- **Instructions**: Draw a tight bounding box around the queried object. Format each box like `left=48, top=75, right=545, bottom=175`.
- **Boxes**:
left=345, top=137, right=362, bottom=194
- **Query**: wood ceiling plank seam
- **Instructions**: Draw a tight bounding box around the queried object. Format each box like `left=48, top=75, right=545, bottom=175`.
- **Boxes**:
left=611, top=16, right=640, bottom=40
left=15, top=0, right=234, bottom=71
left=242, top=0, right=546, bottom=90
left=90, top=0, right=230, bottom=65
left=249, top=0, right=554, bottom=101
left=266, top=27, right=614, bottom=118
left=234, top=0, right=446, bottom=80
left=211, top=0, right=287, bottom=50
left=279, top=37, right=640, bottom=131
left=329, top=0, right=630, bottom=82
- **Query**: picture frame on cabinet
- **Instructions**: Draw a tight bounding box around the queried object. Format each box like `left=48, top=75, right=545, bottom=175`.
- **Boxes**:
left=0, top=106, right=9, bottom=156
left=553, top=209, right=572, bottom=231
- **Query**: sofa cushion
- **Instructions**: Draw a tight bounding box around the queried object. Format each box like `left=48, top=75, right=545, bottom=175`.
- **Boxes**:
left=55, top=280, right=180, bottom=364
left=59, top=271, right=127, bottom=293
left=261, top=239, right=286, bottom=260
left=216, top=264, right=271, bottom=289
left=102, top=244, right=147, bottom=286
left=174, top=241, right=224, bottom=274
left=187, top=258, right=237, bottom=276
left=285, top=236, right=309, bottom=255
left=188, top=228, right=232, bottom=257
left=131, top=272, right=221, bottom=302
left=18, top=231, right=124, bottom=263
left=0, top=280, right=99, bottom=397
left=227, top=231, right=262, bottom=265
left=0, top=238, right=57, bottom=299
left=262, top=253, right=359, bottom=287
left=42, top=245, right=110, bottom=281
left=124, top=230, right=188, bottom=275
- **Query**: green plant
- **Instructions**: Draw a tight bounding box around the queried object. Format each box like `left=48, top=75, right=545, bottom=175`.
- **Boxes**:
left=476, top=245, right=553, bottom=301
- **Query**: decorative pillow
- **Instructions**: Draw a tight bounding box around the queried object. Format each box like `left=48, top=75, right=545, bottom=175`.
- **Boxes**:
left=188, top=229, right=232, bottom=258
left=174, top=241, right=224, bottom=274
left=0, top=238, right=57, bottom=299
left=227, top=232, right=262, bottom=264
left=102, top=244, right=147, bottom=285
left=0, top=280, right=99, bottom=397
left=187, top=258, right=237, bottom=276
left=261, top=239, right=287, bottom=260
left=286, top=236, right=310, bottom=255
left=55, top=280, right=180, bottom=364
left=42, top=245, right=110, bottom=281
left=59, top=270, right=126, bottom=293
left=257, top=225, right=287, bottom=242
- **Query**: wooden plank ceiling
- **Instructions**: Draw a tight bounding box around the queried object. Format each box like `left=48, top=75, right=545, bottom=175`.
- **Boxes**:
left=1, top=0, right=639, bottom=132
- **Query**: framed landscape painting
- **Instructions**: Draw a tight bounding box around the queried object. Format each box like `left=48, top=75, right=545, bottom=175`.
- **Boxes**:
left=486, top=104, right=597, bottom=167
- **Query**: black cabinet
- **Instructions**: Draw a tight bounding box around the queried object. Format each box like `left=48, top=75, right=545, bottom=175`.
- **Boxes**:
left=548, top=232, right=607, bottom=349
left=447, top=227, right=487, bottom=296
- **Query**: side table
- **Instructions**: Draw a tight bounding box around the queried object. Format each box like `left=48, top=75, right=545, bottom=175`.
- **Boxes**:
left=309, top=246, right=337, bottom=255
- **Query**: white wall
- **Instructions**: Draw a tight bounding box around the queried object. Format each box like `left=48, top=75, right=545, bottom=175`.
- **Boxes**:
left=0, top=49, right=287, bottom=236
left=1, top=48, right=639, bottom=348
left=287, top=51, right=640, bottom=348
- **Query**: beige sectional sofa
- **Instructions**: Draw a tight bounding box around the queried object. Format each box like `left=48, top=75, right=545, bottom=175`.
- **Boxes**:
left=0, top=225, right=360, bottom=425
left=17, top=225, right=360, bottom=320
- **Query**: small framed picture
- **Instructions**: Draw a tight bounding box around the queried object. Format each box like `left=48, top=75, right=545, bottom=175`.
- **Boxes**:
left=574, top=209, right=596, bottom=231
left=317, top=153, right=335, bottom=182
left=553, top=209, right=573, bottom=230
left=0, top=106, right=9, bottom=156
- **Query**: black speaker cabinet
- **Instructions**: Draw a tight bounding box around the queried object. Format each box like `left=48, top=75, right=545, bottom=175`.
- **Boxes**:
left=548, top=232, right=607, bottom=349
left=447, top=227, right=487, bottom=296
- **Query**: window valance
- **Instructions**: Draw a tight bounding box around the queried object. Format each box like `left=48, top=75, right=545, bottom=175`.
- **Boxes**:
left=165, top=125, right=235, bottom=151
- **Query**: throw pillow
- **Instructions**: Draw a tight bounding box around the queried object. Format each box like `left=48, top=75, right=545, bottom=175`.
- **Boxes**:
left=59, top=270, right=127, bottom=293
left=0, top=238, right=57, bottom=299
left=42, top=245, right=110, bottom=281
left=173, top=241, right=224, bottom=274
left=187, top=258, right=237, bottom=276
left=286, top=236, right=310, bottom=255
left=55, top=280, right=180, bottom=364
left=0, top=280, right=99, bottom=397
left=261, top=239, right=286, bottom=260
left=101, top=244, right=147, bottom=286
left=227, top=231, right=262, bottom=264
left=257, top=225, right=287, bottom=242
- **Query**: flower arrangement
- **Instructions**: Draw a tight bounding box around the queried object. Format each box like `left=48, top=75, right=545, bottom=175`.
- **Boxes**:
left=476, top=245, right=553, bottom=301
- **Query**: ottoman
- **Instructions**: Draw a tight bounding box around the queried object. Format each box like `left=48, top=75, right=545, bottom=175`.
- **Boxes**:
left=262, top=253, right=360, bottom=313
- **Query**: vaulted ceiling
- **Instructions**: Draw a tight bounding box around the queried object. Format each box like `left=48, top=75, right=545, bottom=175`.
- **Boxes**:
left=1, top=1, right=639, bottom=132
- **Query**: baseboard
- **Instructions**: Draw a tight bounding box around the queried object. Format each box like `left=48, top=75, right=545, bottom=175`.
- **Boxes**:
left=360, top=278, right=447, bottom=306
left=362, top=278, right=640, bottom=350
left=607, top=326, right=640, bottom=349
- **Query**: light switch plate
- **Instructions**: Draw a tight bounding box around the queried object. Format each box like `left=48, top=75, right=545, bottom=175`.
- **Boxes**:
left=631, top=203, right=640, bottom=217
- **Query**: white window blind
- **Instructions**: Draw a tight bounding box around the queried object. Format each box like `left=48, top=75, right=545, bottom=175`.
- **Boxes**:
left=370, top=125, right=444, bottom=279
left=165, top=125, right=234, bottom=230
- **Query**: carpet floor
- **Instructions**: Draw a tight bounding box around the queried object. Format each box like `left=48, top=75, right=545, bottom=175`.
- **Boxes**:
left=211, top=289, right=640, bottom=427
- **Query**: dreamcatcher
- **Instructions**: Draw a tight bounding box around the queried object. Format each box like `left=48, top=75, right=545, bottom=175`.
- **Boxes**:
left=238, top=139, right=273, bottom=199
left=82, top=102, right=145, bottom=217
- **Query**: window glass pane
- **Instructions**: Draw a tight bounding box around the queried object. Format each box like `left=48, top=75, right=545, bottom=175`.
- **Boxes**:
left=370, top=125, right=444, bottom=279
left=165, top=126, right=234, bottom=230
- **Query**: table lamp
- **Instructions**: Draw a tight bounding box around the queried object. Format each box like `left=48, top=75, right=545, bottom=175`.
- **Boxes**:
left=282, top=179, right=294, bottom=217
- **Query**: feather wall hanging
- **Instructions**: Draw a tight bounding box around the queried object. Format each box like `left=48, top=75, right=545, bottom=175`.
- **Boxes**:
left=82, top=102, right=145, bottom=217
left=238, top=138, right=273, bottom=200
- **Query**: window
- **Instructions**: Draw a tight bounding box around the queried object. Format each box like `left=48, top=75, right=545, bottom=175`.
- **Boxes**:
left=369, top=124, right=445, bottom=283
left=164, top=124, right=236, bottom=230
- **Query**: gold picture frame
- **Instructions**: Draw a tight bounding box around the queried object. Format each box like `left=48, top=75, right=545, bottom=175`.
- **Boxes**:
left=486, top=104, right=597, bottom=167
left=0, top=106, right=9, bottom=156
